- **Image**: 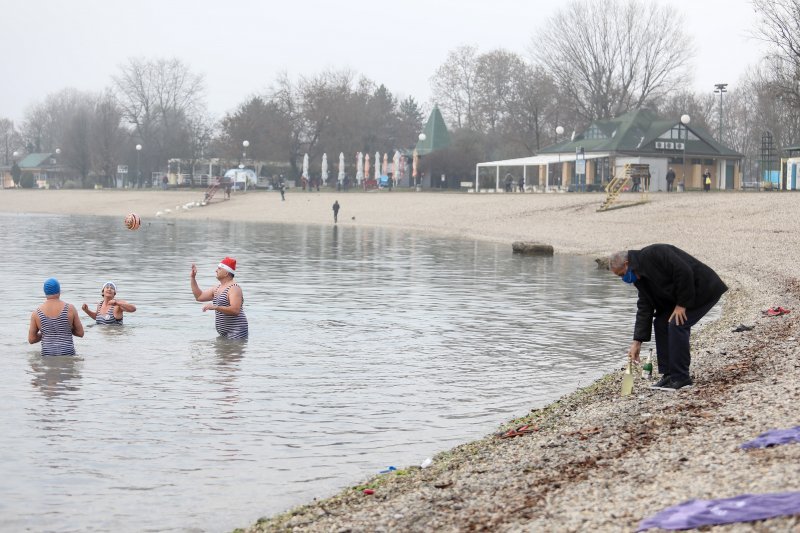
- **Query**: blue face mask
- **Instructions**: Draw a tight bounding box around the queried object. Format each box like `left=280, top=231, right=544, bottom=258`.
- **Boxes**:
left=621, top=268, right=637, bottom=284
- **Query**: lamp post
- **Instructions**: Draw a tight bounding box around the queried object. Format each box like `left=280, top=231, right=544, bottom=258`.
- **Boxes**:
left=242, top=140, right=249, bottom=192
left=680, top=114, right=690, bottom=191
left=417, top=133, right=426, bottom=189
left=54, top=148, right=61, bottom=188
left=714, top=83, right=727, bottom=141
left=135, top=144, right=142, bottom=189
left=554, top=126, right=564, bottom=191
left=11, top=150, right=20, bottom=188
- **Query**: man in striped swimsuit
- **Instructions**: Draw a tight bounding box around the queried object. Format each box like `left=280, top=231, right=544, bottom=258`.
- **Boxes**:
left=190, top=257, right=248, bottom=339
left=28, top=278, right=84, bottom=356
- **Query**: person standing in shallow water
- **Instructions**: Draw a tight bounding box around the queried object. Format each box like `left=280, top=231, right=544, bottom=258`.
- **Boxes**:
left=190, top=257, right=248, bottom=339
left=29, top=278, right=84, bottom=356
left=332, top=200, right=340, bottom=223
left=81, top=281, right=137, bottom=325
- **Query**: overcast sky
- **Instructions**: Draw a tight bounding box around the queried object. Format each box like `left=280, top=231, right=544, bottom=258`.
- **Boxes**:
left=1, top=0, right=765, bottom=123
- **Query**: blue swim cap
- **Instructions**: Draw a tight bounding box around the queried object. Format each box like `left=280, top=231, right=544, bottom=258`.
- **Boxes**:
left=43, top=278, right=61, bottom=295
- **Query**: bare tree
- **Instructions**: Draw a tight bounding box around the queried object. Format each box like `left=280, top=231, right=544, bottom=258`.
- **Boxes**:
left=113, top=57, right=206, bottom=185
left=533, top=0, right=693, bottom=121
left=0, top=118, right=19, bottom=165
left=91, top=92, right=126, bottom=187
left=752, top=0, right=800, bottom=107
left=655, top=90, right=716, bottom=131
left=430, top=45, right=479, bottom=130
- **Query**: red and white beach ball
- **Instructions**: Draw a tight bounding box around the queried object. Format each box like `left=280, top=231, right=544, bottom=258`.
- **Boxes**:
left=124, top=213, right=141, bottom=230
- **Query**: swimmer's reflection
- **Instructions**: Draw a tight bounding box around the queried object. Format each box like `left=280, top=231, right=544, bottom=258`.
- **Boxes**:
left=214, top=337, right=245, bottom=367
left=29, top=355, right=82, bottom=400
left=214, top=338, right=246, bottom=409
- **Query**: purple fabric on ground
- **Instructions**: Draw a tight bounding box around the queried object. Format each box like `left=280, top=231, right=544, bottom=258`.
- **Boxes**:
left=637, top=492, right=800, bottom=531
left=740, top=426, right=800, bottom=449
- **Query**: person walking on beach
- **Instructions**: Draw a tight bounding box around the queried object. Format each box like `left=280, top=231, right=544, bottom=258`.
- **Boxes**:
left=279, top=182, right=286, bottom=201
left=81, top=281, right=137, bottom=325
left=608, top=244, right=727, bottom=391
left=29, top=278, right=84, bottom=356
left=332, top=200, right=340, bottom=223
left=666, top=168, right=676, bottom=192
left=703, top=169, right=712, bottom=192
left=190, top=257, right=248, bottom=340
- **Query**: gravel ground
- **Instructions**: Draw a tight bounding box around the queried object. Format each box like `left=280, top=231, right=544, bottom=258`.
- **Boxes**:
left=1, top=189, right=797, bottom=531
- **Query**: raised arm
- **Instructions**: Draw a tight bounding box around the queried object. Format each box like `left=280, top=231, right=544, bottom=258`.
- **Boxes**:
left=81, top=302, right=97, bottom=320
left=190, top=263, right=215, bottom=302
left=110, top=299, right=136, bottom=319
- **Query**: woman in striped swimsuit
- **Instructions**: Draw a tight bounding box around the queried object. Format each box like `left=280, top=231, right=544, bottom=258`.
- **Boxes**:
left=190, top=257, right=248, bottom=339
left=81, top=281, right=137, bottom=325
left=28, top=278, right=84, bottom=356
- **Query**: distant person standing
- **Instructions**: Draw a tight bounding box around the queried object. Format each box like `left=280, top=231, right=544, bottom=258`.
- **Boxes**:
left=279, top=182, right=286, bottom=201
left=332, top=200, right=340, bottom=223
left=666, top=168, right=676, bottom=192
left=703, top=169, right=712, bottom=192
left=190, top=257, right=248, bottom=340
left=29, top=278, right=84, bottom=356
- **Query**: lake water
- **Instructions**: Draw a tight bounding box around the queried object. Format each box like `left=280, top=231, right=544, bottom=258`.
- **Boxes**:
left=0, top=213, right=644, bottom=532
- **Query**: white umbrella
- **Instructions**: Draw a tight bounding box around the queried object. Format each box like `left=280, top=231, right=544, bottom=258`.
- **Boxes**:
left=374, top=151, right=380, bottom=181
left=302, top=153, right=309, bottom=190
left=356, top=152, right=364, bottom=184
left=321, top=153, right=328, bottom=186
left=338, top=152, right=345, bottom=184
left=364, top=153, right=370, bottom=184
left=393, top=150, right=400, bottom=185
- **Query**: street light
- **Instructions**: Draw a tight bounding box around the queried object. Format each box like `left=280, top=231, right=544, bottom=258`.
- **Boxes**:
left=681, top=114, right=690, bottom=191
left=242, top=140, right=250, bottom=192
left=714, top=83, right=727, bottom=141
left=241, top=140, right=250, bottom=191
left=53, top=148, right=61, bottom=188
left=135, top=144, right=142, bottom=189
left=417, top=133, right=426, bottom=188
left=11, top=150, right=19, bottom=188
left=554, top=126, right=564, bottom=191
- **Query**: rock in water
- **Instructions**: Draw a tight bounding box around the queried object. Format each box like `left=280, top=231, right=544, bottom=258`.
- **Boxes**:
left=512, top=242, right=554, bottom=256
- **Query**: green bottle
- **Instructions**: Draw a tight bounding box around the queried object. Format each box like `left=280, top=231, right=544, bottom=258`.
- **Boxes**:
left=642, top=348, right=654, bottom=379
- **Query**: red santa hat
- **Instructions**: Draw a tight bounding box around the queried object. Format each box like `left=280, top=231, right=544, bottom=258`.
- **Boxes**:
left=218, top=256, right=237, bottom=275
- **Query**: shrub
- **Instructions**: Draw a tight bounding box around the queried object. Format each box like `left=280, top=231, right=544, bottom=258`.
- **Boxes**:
left=20, top=171, right=35, bottom=189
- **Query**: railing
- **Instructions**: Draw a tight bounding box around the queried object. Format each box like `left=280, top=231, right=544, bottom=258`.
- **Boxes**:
left=598, top=174, right=630, bottom=211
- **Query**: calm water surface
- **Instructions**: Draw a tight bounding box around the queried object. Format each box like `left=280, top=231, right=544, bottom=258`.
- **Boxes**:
left=1, top=212, right=647, bottom=532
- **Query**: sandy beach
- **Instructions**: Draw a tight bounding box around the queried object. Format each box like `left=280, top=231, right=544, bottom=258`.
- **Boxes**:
left=3, top=188, right=799, bottom=531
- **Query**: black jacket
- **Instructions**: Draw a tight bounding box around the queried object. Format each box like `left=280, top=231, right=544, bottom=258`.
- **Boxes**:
left=629, top=244, right=727, bottom=342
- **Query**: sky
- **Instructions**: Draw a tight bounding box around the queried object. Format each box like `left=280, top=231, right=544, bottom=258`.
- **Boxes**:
left=0, top=0, right=766, bottom=124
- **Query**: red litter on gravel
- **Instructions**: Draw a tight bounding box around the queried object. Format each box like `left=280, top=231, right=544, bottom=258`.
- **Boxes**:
left=363, top=489, right=375, bottom=495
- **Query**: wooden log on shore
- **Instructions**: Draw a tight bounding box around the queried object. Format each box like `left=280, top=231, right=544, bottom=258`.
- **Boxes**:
left=511, top=242, right=554, bottom=256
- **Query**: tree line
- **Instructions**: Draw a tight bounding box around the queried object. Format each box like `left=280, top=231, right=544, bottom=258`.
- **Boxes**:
left=2, top=0, right=798, bottom=187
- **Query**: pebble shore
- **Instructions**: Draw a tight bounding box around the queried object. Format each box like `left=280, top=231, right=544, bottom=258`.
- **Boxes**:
left=1, top=189, right=798, bottom=531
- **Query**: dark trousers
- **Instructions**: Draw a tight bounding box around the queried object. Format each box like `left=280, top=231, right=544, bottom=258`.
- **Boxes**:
left=652, top=296, right=721, bottom=380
